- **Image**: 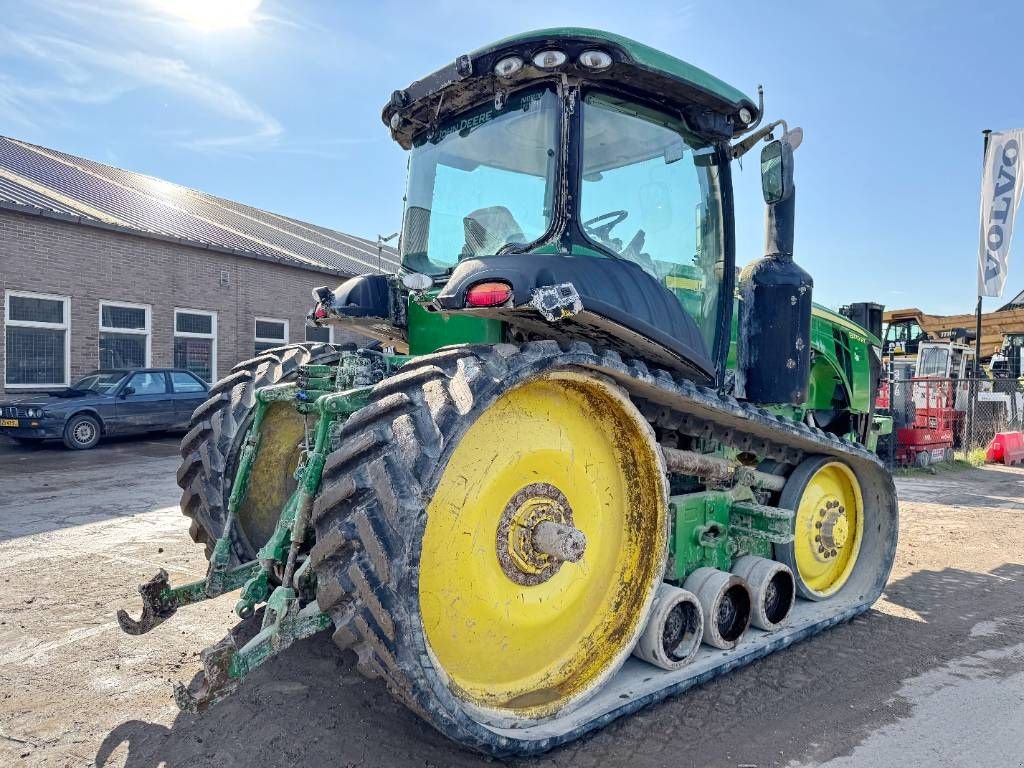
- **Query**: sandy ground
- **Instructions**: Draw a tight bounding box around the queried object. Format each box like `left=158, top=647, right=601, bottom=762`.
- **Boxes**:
left=1, top=435, right=1023, bottom=768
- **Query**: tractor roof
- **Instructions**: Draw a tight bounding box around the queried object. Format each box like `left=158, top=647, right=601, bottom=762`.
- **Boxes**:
left=382, top=28, right=759, bottom=149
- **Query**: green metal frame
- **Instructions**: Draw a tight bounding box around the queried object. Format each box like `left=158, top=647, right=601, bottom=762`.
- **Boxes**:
left=669, top=486, right=794, bottom=583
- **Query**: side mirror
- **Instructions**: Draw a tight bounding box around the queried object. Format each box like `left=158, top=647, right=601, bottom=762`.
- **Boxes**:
left=760, top=128, right=802, bottom=204
left=760, top=139, right=792, bottom=204
left=120, top=385, right=135, bottom=399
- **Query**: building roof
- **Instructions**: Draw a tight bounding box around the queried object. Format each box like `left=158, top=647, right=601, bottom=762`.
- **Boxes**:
left=999, top=287, right=1024, bottom=311
left=0, top=135, right=398, bottom=277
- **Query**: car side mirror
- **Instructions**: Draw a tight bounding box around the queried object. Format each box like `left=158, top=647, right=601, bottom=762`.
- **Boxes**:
left=120, top=385, right=135, bottom=399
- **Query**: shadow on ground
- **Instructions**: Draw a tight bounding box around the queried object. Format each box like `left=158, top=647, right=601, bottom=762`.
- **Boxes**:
left=95, top=563, right=1024, bottom=768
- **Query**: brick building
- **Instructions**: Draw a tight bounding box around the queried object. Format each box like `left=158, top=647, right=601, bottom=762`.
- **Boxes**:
left=0, top=136, right=397, bottom=395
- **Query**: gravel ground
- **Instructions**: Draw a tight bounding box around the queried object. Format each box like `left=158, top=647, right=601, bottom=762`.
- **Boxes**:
left=1, top=436, right=1022, bottom=768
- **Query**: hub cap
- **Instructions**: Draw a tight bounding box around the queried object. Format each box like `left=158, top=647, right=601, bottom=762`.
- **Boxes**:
left=793, top=461, right=864, bottom=597
left=73, top=420, right=96, bottom=444
left=419, top=372, right=667, bottom=720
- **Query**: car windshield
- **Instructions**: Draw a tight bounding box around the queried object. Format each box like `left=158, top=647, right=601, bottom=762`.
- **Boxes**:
left=72, top=371, right=127, bottom=393
left=400, top=87, right=559, bottom=275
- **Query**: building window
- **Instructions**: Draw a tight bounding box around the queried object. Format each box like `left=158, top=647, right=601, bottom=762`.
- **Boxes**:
left=174, top=309, right=217, bottom=383
left=4, top=290, right=70, bottom=388
left=304, top=324, right=333, bottom=344
left=99, top=301, right=150, bottom=369
left=254, top=317, right=289, bottom=355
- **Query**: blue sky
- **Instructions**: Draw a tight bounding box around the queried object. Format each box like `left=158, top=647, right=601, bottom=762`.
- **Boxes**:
left=2, top=0, right=1023, bottom=315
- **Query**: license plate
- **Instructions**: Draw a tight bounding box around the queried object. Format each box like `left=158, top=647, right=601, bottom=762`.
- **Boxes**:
left=931, top=448, right=946, bottom=461
left=0, top=418, right=19, bottom=427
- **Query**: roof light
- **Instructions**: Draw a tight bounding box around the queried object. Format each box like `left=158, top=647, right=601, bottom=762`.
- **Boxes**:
left=466, top=281, right=513, bottom=308
left=578, top=50, right=612, bottom=71
left=494, top=55, right=524, bottom=78
left=532, top=49, right=567, bottom=69
left=738, top=107, right=753, bottom=126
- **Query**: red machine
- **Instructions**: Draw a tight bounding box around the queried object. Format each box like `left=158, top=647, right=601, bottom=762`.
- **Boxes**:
left=894, top=377, right=955, bottom=467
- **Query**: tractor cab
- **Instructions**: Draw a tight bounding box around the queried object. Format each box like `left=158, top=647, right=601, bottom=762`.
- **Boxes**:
left=320, top=29, right=811, bottom=397
left=882, top=317, right=925, bottom=359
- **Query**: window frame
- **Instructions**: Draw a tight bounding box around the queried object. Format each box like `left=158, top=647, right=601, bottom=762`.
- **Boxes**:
left=254, top=316, right=289, bottom=355
left=98, top=300, right=151, bottom=369
left=4, top=289, right=71, bottom=389
left=173, top=308, right=218, bottom=382
left=304, top=323, right=334, bottom=344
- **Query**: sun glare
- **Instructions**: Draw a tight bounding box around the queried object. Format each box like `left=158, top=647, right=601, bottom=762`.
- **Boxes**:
left=154, top=0, right=262, bottom=31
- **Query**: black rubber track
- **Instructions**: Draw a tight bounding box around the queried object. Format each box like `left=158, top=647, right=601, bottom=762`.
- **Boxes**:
left=176, top=342, right=344, bottom=560
left=308, top=340, right=898, bottom=756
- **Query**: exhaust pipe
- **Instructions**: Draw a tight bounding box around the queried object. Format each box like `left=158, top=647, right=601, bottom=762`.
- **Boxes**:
left=632, top=584, right=704, bottom=670
left=731, top=556, right=795, bottom=631
left=683, top=567, right=752, bottom=650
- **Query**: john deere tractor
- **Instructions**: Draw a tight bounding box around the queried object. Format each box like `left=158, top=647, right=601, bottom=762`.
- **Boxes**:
left=119, top=29, right=897, bottom=756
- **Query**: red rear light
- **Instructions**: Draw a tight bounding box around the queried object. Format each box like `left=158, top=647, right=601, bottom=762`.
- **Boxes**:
left=465, top=281, right=512, bottom=308
left=314, top=305, right=329, bottom=319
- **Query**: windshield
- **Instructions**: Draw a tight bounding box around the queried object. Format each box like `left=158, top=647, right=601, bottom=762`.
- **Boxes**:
left=72, top=371, right=127, bottom=393
left=400, top=87, right=559, bottom=275
left=917, top=346, right=950, bottom=377
left=580, top=92, right=724, bottom=354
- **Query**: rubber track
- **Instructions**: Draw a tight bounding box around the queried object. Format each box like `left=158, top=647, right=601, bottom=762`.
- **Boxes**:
left=309, top=340, right=897, bottom=755
left=176, top=342, right=344, bottom=560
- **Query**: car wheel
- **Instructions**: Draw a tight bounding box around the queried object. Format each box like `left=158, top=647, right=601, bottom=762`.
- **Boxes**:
left=63, top=414, right=101, bottom=450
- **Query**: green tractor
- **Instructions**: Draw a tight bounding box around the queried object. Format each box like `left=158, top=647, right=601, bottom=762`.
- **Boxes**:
left=119, top=29, right=897, bottom=756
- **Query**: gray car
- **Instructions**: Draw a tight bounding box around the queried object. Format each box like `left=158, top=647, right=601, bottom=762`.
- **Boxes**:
left=0, top=368, right=209, bottom=449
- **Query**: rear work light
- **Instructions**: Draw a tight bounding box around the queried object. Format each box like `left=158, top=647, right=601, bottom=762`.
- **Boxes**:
left=465, top=281, right=513, bottom=307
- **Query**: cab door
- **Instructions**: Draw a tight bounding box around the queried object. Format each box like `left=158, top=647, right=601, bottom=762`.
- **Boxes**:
left=115, top=371, right=175, bottom=433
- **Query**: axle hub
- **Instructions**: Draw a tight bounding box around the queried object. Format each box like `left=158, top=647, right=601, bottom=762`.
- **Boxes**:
left=496, top=483, right=587, bottom=586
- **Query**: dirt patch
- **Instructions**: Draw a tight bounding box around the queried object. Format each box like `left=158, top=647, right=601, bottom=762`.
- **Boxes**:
left=1, top=453, right=1022, bottom=767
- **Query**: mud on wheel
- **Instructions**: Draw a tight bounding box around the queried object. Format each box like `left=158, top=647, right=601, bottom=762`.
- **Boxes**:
left=310, top=342, right=670, bottom=752
left=309, top=341, right=898, bottom=755
left=177, top=342, right=346, bottom=560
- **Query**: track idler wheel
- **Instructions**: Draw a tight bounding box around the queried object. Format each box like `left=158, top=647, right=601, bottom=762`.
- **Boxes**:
left=683, top=567, right=752, bottom=650
left=632, top=584, right=704, bottom=670
left=730, top=556, right=795, bottom=631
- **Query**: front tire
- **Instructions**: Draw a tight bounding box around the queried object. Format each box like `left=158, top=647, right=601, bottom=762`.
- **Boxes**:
left=775, top=455, right=865, bottom=601
left=63, top=413, right=101, bottom=450
left=176, top=342, right=345, bottom=560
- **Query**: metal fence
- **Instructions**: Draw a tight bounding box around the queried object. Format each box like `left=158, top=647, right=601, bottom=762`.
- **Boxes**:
left=876, top=371, right=1024, bottom=468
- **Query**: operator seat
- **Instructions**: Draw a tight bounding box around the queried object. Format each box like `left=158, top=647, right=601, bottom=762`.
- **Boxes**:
left=462, top=206, right=526, bottom=257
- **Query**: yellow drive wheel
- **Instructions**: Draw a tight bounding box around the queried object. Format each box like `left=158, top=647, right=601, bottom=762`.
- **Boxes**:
left=776, top=456, right=864, bottom=600
left=418, top=371, right=668, bottom=721
left=235, top=401, right=304, bottom=551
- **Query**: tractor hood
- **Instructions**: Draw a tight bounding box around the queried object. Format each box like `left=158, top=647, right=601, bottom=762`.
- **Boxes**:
left=382, top=28, right=760, bottom=149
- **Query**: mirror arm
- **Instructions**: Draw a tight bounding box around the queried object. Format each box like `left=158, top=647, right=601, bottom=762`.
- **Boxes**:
left=730, top=119, right=786, bottom=160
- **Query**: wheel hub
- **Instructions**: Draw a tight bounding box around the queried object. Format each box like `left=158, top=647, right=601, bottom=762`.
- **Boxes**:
left=813, top=499, right=849, bottom=561
left=497, top=483, right=587, bottom=586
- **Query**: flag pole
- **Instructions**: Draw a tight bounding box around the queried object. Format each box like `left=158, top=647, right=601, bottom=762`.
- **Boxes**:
left=976, top=128, right=992, bottom=374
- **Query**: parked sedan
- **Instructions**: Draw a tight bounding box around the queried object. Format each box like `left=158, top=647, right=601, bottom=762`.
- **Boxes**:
left=0, top=368, right=209, bottom=450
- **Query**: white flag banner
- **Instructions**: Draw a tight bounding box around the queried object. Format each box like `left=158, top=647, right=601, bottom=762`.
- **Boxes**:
left=979, top=129, right=1024, bottom=297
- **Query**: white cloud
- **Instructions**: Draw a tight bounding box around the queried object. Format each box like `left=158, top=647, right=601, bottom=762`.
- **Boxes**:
left=0, top=26, right=282, bottom=152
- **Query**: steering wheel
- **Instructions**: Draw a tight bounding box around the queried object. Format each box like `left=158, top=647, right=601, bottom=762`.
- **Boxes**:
left=583, top=210, right=629, bottom=244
